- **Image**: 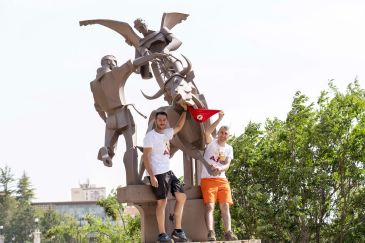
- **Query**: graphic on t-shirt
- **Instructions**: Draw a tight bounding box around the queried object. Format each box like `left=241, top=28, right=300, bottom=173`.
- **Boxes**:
left=163, top=139, right=170, bottom=155
left=209, top=147, right=227, bottom=164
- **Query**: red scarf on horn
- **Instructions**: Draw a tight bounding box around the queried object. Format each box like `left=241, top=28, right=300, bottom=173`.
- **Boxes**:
left=187, top=106, right=221, bottom=123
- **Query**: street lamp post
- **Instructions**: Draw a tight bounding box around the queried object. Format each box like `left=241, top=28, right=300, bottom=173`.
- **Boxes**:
left=33, top=218, right=41, bottom=243
left=0, top=225, right=4, bottom=243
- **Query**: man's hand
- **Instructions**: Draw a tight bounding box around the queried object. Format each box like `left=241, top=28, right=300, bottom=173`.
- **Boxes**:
left=150, top=175, right=159, bottom=188
left=179, top=101, right=188, bottom=111
left=208, top=164, right=221, bottom=176
left=218, top=110, right=224, bottom=119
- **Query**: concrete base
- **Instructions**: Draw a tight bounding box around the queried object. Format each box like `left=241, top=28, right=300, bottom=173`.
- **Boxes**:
left=117, top=185, right=261, bottom=243
left=133, top=199, right=208, bottom=243
left=118, top=186, right=207, bottom=243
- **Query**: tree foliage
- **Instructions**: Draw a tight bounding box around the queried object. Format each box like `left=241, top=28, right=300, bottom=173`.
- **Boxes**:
left=0, top=165, right=15, bottom=196
left=0, top=170, right=36, bottom=242
left=226, top=81, right=365, bottom=242
left=44, top=191, right=141, bottom=242
left=16, top=172, right=35, bottom=202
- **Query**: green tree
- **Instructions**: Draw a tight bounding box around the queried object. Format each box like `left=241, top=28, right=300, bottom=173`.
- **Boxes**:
left=37, top=207, right=64, bottom=243
left=227, top=81, right=365, bottom=242
left=0, top=165, right=17, bottom=235
left=6, top=173, right=36, bottom=242
left=16, top=172, right=35, bottom=202
left=97, top=190, right=141, bottom=241
left=97, top=190, right=124, bottom=222
left=315, top=81, right=365, bottom=242
left=6, top=202, right=36, bottom=243
left=46, top=191, right=141, bottom=242
left=0, top=165, right=15, bottom=196
left=45, top=214, right=79, bottom=242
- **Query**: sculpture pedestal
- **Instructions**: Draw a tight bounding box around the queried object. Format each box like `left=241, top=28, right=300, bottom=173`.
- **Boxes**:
left=118, top=185, right=208, bottom=243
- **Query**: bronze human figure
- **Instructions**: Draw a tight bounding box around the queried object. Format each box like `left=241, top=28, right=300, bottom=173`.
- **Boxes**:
left=90, top=53, right=165, bottom=185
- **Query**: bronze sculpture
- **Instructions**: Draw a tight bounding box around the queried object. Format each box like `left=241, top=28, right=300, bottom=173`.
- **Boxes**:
left=81, top=13, right=221, bottom=242
left=81, top=13, right=215, bottom=184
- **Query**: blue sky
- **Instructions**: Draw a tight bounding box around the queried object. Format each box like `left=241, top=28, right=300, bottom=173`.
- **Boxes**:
left=1, top=0, right=364, bottom=202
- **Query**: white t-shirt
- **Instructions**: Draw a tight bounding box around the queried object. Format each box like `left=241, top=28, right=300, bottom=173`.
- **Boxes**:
left=201, top=138, right=234, bottom=179
left=143, top=128, right=174, bottom=175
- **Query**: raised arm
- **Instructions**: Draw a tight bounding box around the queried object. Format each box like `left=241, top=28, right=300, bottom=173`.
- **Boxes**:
left=205, top=111, right=224, bottom=144
left=173, top=102, right=188, bottom=135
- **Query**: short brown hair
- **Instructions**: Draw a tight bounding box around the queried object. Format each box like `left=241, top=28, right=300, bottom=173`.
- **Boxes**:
left=155, top=111, right=168, bottom=118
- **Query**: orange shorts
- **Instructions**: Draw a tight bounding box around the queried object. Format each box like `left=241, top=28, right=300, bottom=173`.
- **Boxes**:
left=200, top=178, right=233, bottom=205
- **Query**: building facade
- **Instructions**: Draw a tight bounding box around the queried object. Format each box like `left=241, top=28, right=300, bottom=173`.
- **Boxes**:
left=71, top=182, right=106, bottom=201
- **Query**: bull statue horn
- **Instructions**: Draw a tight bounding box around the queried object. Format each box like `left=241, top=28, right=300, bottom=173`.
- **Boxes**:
left=141, top=88, right=165, bottom=100
left=179, top=54, right=192, bottom=76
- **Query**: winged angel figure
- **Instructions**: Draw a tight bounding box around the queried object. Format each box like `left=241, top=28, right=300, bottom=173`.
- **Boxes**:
left=80, top=12, right=189, bottom=88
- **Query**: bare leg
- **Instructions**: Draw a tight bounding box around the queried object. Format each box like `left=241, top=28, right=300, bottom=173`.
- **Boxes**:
left=156, top=199, right=167, bottom=234
left=219, top=202, right=231, bottom=231
left=205, top=203, right=215, bottom=231
left=174, top=192, right=186, bottom=229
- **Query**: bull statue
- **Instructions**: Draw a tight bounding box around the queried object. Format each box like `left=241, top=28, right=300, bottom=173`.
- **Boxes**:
left=138, top=54, right=216, bottom=185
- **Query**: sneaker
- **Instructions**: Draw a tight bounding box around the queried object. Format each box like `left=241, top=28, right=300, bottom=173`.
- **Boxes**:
left=224, top=230, right=238, bottom=241
left=157, top=233, right=171, bottom=242
left=171, top=229, right=190, bottom=242
left=207, top=230, right=216, bottom=241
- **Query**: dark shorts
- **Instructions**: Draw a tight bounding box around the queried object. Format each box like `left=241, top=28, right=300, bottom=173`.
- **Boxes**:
left=148, top=170, right=184, bottom=200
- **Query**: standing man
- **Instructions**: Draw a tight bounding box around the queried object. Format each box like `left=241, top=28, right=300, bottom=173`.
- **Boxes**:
left=143, top=105, right=190, bottom=242
left=90, top=53, right=164, bottom=185
left=200, top=111, right=238, bottom=241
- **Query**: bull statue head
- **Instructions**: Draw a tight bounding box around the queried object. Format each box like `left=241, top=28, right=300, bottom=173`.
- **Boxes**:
left=141, top=55, right=195, bottom=106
